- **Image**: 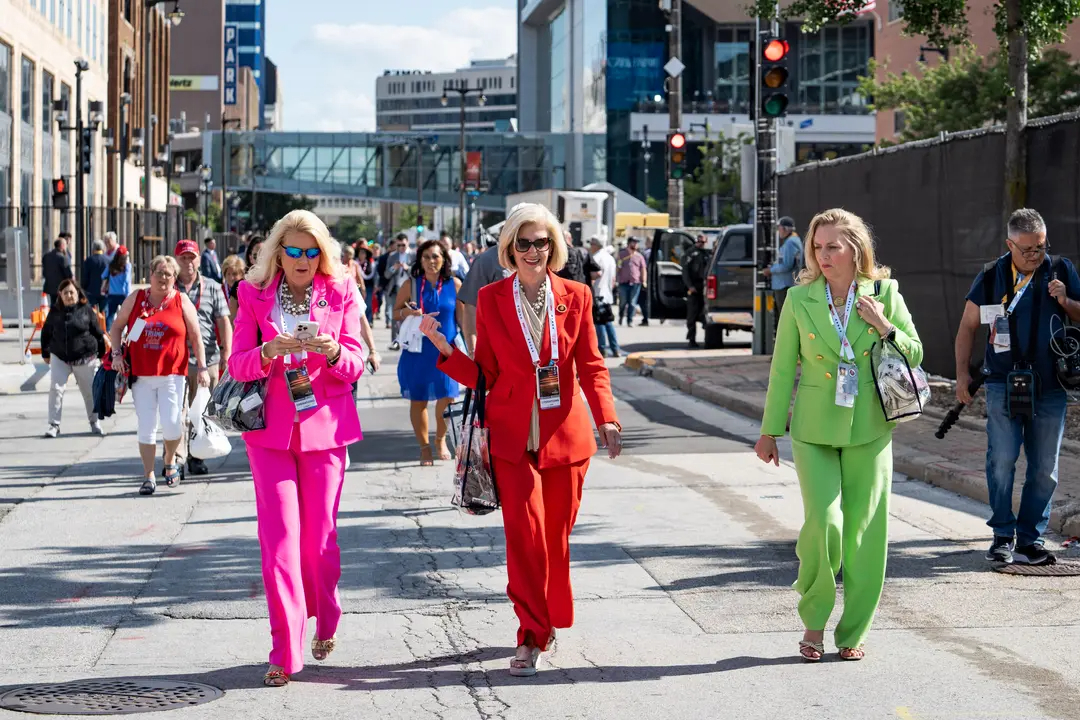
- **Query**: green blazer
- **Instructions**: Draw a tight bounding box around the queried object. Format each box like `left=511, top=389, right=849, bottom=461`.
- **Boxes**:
left=761, top=276, right=923, bottom=448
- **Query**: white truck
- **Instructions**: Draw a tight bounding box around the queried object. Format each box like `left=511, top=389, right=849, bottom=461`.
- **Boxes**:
left=505, top=189, right=613, bottom=247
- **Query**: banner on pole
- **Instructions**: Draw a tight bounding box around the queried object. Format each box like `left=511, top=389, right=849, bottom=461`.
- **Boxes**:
left=223, top=24, right=239, bottom=106
left=464, top=152, right=482, bottom=190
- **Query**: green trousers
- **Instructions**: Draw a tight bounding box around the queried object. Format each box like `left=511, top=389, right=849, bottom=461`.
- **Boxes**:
left=791, top=431, right=892, bottom=649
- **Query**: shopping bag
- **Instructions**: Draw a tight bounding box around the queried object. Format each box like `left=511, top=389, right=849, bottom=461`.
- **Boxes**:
left=451, top=371, right=500, bottom=515
left=442, top=397, right=466, bottom=458
left=189, top=387, right=232, bottom=459
left=399, top=314, right=425, bottom=353
left=207, top=369, right=267, bottom=433
left=870, top=335, right=930, bottom=423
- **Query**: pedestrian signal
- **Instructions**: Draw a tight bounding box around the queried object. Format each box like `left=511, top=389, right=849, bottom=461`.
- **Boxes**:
left=668, top=132, right=687, bottom=180
left=760, top=37, right=790, bottom=118
left=52, top=178, right=69, bottom=209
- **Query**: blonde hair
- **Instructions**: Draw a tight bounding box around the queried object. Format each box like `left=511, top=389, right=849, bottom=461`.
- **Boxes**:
left=221, top=254, right=246, bottom=280
left=150, top=255, right=181, bottom=278
left=798, top=208, right=890, bottom=285
left=247, top=209, right=344, bottom=288
left=497, top=203, right=568, bottom=272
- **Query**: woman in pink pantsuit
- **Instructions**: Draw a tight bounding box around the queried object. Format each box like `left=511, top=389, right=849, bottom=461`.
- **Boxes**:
left=228, top=210, right=366, bottom=686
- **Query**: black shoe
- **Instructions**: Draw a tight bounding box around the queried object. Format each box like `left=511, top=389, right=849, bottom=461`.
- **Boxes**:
left=188, top=457, right=209, bottom=476
left=639, top=320, right=649, bottom=326
left=1013, top=543, right=1056, bottom=566
left=688, top=340, right=700, bottom=349
left=985, top=536, right=1015, bottom=563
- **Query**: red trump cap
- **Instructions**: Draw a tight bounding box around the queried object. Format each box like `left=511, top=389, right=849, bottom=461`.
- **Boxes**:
left=174, top=239, right=199, bottom=257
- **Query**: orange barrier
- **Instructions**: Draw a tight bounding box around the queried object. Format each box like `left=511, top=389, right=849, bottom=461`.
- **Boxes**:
left=25, top=293, right=51, bottom=357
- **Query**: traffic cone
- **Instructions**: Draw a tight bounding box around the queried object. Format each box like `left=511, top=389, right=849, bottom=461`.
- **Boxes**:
left=0, top=309, right=5, bottom=333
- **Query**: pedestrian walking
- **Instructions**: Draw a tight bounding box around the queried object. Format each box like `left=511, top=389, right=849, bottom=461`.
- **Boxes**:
left=222, top=254, right=247, bottom=325
left=43, top=237, right=74, bottom=305
left=439, top=231, right=471, bottom=281
left=342, top=245, right=367, bottom=298
left=375, top=241, right=392, bottom=328
left=393, top=240, right=461, bottom=465
left=954, top=208, right=1080, bottom=567
left=616, top=237, right=647, bottom=326
left=227, top=209, right=367, bottom=687
left=41, top=279, right=107, bottom=438
left=765, top=217, right=803, bottom=316
left=754, top=208, right=923, bottom=662
left=420, top=202, right=622, bottom=676
left=683, top=234, right=710, bottom=348
left=384, top=234, right=414, bottom=350
left=245, top=235, right=265, bottom=269
left=459, top=240, right=513, bottom=354
left=556, top=231, right=600, bottom=288
left=109, top=255, right=209, bottom=496
left=102, top=247, right=132, bottom=329
left=102, top=231, right=120, bottom=261
left=82, top=240, right=109, bottom=315
left=173, top=240, right=232, bottom=477
left=201, top=237, right=223, bottom=283
left=358, top=245, right=377, bottom=324
left=589, top=237, right=620, bottom=357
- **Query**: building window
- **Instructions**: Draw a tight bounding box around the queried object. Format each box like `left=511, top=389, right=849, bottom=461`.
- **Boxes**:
left=124, top=0, right=131, bottom=22
left=42, top=70, right=53, bottom=133
left=549, top=5, right=570, bottom=132
left=888, top=0, right=903, bottom=23
left=797, top=23, right=872, bottom=114
left=21, top=57, right=34, bottom=125
left=894, top=109, right=906, bottom=135
left=715, top=26, right=751, bottom=111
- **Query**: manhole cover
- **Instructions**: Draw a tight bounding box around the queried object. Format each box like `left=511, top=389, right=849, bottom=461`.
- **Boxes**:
left=0, top=679, right=223, bottom=715
left=993, top=561, right=1080, bottom=576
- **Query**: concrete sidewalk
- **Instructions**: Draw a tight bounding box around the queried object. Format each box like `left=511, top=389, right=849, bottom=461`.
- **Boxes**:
left=624, top=350, right=1080, bottom=539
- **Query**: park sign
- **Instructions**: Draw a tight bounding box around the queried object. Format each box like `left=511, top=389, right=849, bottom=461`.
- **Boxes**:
left=223, top=24, right=239, bottom=106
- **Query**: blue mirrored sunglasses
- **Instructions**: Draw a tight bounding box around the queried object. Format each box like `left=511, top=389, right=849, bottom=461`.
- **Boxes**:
left=283, top=246, right=321, bottom=259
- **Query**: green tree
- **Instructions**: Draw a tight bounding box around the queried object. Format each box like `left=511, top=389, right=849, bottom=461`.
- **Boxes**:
left=750, top=0, right=1080, bottom=215
left=683, top=134, right=752, bottom=227
left=235, top=192, right=316, bottom=234
left=646, top=196, right=666, bottom=212
left=332, top=215, right=381, bottom=243
left=397, top=204, right=421, bottom=230
left=858, top=47, right=1080, bottom=141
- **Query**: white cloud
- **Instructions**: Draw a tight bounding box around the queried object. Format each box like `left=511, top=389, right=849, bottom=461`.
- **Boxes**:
left=287, top=6, right=516, bottom=133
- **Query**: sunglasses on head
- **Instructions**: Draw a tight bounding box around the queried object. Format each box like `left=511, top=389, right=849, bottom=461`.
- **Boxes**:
left=515, top=237, right=551, bottom=253
left=283, top=246, right=321, bottom=260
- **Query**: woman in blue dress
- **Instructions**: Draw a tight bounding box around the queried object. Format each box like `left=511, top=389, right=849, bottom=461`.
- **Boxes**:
left=394, top=239, right=462, bottom=466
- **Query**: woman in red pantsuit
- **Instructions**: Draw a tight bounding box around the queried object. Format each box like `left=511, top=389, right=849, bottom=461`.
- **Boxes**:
left=419, top=202, right=622, bottom=677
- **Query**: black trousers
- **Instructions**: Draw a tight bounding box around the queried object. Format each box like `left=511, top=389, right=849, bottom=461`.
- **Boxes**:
left=686, top=291, right=705, bottom=342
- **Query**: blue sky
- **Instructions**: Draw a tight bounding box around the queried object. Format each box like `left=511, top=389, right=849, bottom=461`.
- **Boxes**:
left=265, top=0, right=517, bottom=132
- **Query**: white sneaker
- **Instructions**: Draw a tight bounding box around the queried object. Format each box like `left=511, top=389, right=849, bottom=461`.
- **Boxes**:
left=90, top=421, right=105, bottom=437
left=44, top=425, right=60, bottom=438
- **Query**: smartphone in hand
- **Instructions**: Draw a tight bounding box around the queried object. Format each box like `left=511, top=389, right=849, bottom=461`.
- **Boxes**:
left=294, top=321, right=320, bottom=342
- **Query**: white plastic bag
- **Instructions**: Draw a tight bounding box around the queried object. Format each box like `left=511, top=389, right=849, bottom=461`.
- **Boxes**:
left=189, top=386, right=232, bottom=460
left=399, top=314, right=425, bottom=353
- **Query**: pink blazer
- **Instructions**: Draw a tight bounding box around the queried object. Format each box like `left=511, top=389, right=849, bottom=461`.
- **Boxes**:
left=228, top=272, right=364, bottom=452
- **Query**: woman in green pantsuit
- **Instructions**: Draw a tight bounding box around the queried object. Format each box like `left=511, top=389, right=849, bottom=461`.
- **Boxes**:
left=754, top=209, right=923, bottom=662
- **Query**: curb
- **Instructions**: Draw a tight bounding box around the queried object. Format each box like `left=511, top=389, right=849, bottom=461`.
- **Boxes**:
left=629, top=359, right=1080, bottom=539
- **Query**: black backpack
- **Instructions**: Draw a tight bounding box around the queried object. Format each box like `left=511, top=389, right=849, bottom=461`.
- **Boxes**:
left=557, top=246, right=587, bottom=285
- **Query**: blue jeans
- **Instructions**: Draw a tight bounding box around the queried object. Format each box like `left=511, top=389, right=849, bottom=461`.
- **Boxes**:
left=595, top=321, right=620, bottom=357
left=983, top=383, right=1066, bottom=546
left=106, top=294, right=126, bottom=330
left=619, top=283, right=641, bottom=324
left=363, top=285, right=375, bottom=324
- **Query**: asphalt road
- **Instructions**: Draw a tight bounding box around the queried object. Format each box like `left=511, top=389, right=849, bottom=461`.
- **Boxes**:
left=0, top=322, right=1078, bottom=720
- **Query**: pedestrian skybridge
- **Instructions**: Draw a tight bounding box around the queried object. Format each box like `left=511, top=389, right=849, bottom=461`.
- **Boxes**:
left=208, top=131, right=606, bottom=212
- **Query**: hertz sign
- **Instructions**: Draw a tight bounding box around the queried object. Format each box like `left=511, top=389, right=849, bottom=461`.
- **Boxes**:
left=170, top=76, right=219, bottom=91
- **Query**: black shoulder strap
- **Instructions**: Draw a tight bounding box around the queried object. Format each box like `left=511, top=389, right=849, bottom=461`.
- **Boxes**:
left=983, top=257, right=1003, bottom=307
left=874, top=280, right=881, bottom=295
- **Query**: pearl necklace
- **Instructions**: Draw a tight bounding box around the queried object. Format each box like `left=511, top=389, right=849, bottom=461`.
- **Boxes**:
left=525, top=279, right=548, bottom=316
left=278, top=282, right=312, bottom=316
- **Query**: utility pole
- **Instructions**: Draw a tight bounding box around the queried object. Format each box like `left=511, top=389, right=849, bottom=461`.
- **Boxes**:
left=74, top=61, right=86, bottom=269
left=663, top=0, right=684, bottom=227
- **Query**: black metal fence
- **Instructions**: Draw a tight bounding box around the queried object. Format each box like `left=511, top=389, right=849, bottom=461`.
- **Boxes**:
left=0, top=205, right=198, bottom=285
left=776, top=112, right=1080, bottom=379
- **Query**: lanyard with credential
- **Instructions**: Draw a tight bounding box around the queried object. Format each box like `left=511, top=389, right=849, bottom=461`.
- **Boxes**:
left=824, top=281, right=857, bottom=362
left=273, top=301, right=313, bottom=366
left=512, top=275, right=559, bottom=366
left=1006, top=268, right=1034, bottom=315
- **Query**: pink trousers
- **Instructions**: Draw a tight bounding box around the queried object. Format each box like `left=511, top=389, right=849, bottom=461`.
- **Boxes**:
left=247, top=424, right=347, bottom=675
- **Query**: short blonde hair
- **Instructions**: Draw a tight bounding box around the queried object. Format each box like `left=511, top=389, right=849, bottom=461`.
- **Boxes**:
left=798, top=208, right=890, bottom=285
left=221, top=254, right=246, bottom=280
left=247, top=210, right=344, bottom=288
left=150, top=255, right=181, bottom=278
left=497, top=203, right=568, bottom=272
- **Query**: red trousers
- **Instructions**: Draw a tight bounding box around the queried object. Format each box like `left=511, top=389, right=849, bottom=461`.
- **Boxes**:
left=493, top=454, right=588, bottom=651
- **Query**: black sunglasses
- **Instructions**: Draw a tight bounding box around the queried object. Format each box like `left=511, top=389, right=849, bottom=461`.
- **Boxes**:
left=515, top=237, right=551, bottom=253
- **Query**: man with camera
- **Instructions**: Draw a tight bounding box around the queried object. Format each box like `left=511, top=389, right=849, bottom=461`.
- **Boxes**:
left=955, top=209, right=1080, bottom=566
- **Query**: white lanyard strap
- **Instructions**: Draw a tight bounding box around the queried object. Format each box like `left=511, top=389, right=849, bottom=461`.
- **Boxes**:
left=274, top=299, right=313, bottom=366
left=1006, top=272, right=1033, bottom=315
left=513, top=275, right=559, bottom=366
left=824, top=281, right=857, bottom=362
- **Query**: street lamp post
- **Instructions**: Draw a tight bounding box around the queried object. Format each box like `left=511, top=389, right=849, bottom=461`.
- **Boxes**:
left=441, top=83, right=486, bottom=240
left=118, top=92, right=131, bottom=212
left=143, top=0, right=184, bottom=217
left=198, top=165, right=212, bottom=232
left=220, top=113, right=242, bottom=234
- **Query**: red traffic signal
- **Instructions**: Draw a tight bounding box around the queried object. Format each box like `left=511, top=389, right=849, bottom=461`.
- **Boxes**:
left=669, top=132, right=687, bottom=150
left=763, top=38, right=789, bottom=62
left=53, top=178, right=66, bottom=194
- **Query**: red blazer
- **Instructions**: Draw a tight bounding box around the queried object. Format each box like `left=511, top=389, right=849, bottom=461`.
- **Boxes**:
left=437, top=273, right=619, bottom=469
left=228, top=272, right=365, bottom=452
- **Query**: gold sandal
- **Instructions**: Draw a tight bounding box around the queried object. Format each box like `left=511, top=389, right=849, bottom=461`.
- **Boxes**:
left=798, top=640, right=825, bottom=662
left=838, top=646, right=865, bottom=661
left=263, top=667, right=290, bottom=687
left=509, top=645, right=541, bottom=677
left=312, top=635, right=337, bottom=661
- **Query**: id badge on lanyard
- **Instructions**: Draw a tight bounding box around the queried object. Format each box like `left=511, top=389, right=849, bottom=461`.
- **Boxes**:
left=513, top=276, right=561, bottom=410
left=826, top=282, right=858, bottom=408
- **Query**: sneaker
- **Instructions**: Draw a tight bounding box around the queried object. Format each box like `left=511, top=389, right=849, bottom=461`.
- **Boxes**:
left=90, top=421, right=105, bottom=437
left=388, top=341, right=401, bottom=351
left=985, top=536, right=1015, bottom=563
left=44, top=424, right=60, bottom=439
left=1013, top=543, right=1057, bottom=566
left=688, top=340, right=700, bottom=350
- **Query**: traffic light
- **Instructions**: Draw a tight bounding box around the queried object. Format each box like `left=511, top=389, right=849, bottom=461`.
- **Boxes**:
left=760, top=36, right=790, bottom=118
left=52, top=178, right=69, bottom=209
left=79, top=127, right=93, bottom=173
left=668, top=131, right=687, bottom=180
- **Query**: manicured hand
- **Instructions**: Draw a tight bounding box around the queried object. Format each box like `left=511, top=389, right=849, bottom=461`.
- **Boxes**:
left=1049, top=279, right=1068, bottom=304
left=598, top=422, right=622, bottom=459
left=419, top=314, right=452, bottom=355
left=856, top=296, right=890, bottom=334
left=263, top=333, right=302, bottom=359
left=305, top=333, right=341, bottom=358
left=754, top=435, right=779, bottom=466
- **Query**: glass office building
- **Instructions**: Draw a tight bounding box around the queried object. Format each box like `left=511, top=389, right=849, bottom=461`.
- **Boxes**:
left=519, top=0, right=875, bottom=201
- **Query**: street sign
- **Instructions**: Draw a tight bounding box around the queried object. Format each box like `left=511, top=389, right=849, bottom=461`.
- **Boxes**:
left=664, top=57, right=686, bottom=78
left=800, top=118, right=813, bottom=129
left=223, top=24, right=239, bottom=106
